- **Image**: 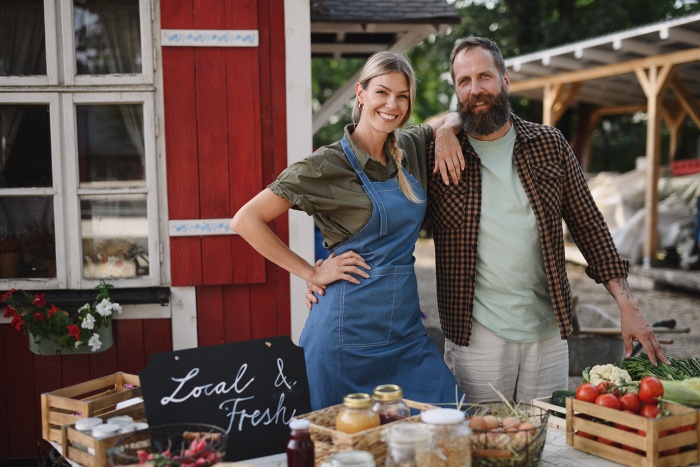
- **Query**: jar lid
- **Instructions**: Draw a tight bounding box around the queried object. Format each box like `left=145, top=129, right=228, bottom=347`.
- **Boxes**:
left=343, top=393, right=372, bottom=408
left=92, top=423, right=121, bottom=438
left=372, top=384, right=403, bottom=401
left=107, top=415, right=134, bottom=426
left=420, top=408, right=466, bottom=425
left=75, top=417, right=103, bottom=431
left=385, top=423, right=432, bottom=447
left=328, top=450, right=375, bottom=466
left=289, top=419, right=311, bottom=430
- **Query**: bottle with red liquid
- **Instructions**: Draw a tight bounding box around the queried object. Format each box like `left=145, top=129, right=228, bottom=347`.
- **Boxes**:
left=372, top=384, right=410, bottom=424
left=286, top=418, right=314, bottom=467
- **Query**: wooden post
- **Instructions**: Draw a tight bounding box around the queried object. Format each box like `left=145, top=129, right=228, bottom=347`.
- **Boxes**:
left=635, top=64, right=674, bottom=267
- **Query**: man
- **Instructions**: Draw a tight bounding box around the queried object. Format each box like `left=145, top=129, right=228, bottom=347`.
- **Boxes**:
left=429, top=36, right=668, bottom=404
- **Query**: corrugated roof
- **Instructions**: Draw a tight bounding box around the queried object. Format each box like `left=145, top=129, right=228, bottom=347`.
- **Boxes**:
left=311, top=0, right=461, bottom=24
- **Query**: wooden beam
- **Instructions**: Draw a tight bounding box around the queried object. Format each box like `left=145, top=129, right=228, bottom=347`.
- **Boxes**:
left=669, top=74, right=700, bottom=128
left=661, top=102, right=688, bottom=162
left=509, top=47, right=700, bottom=93
left=542, top=82, right=582, bottom=126
left=635, top=64, right=674, bottom=267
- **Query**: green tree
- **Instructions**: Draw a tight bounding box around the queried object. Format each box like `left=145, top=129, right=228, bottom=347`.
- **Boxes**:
left=313, top=0, right=700, bottom=167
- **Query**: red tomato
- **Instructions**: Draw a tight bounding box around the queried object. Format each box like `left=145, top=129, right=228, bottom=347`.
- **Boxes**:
left=595, top=393, right=622, bottom=410
left=596, top=381, right=621, bottom=396
left=671, top=424, right=695, bottom=434
left=639, top=376, right=664, bottom=404
left=640, top=404, right=662, bottom=419
left=597, top=436, right=620, bottom=447
left=620, top=392, right=642, bottom=414
left=576, top=383, right=599, bottom=403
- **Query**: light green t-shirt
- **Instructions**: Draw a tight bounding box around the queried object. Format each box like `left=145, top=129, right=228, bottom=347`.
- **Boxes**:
left=470, top=124, right=559, bottom=343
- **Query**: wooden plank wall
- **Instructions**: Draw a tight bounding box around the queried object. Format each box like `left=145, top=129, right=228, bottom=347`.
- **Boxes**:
left=0, top=0, right=292, bottom=459
left=0, top=319, right=172, bottom=459
left=162, top=0, right=291, bottom=345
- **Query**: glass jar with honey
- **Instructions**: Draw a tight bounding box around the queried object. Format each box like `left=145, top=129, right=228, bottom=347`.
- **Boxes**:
left=335, top=393, right=380, bottom=434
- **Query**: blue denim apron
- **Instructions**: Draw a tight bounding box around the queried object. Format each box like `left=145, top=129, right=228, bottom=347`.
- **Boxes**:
left=299, top=136, right=462, bottom=410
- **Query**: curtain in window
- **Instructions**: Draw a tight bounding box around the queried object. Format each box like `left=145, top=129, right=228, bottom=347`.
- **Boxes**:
left=0, top=1, right=46, bottom=177
left=84, top=2, right=145, bottom=165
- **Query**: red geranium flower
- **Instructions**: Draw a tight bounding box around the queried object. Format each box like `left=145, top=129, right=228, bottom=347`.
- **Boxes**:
left=47, top=304, right=59, bottom=318
left=11, top=314, right=24, bottom=332
left=67, top=325, right=81, bottom=339
left=4, top=304, right=15, bottom=318
left=32, top=293, right=47, bottom=307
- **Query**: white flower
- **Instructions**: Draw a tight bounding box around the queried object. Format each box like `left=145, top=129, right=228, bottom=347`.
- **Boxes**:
left=75, top=340, right=82, bottom=349
left=96, top=298, right=113, bottom=317
left=112, top=302, right=122, bottom=314
left=78, top=303, right=90, bottom=313
left=81, top=313, right=95, bottom=330
left=88, top=334, right=102, bottom=351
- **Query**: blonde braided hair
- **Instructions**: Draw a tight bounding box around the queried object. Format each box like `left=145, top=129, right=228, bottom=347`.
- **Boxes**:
left=352, top=51, right=422, bottom=204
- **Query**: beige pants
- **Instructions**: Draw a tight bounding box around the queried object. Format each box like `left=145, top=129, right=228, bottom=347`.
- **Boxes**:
left=444, top=320, right=569, bottom=405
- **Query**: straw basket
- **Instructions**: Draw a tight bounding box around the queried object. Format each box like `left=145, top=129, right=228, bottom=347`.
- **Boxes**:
left=297, top=399, right=435, bottom=465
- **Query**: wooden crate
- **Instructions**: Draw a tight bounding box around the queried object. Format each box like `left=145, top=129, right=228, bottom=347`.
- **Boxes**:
left=297, top=399, right=435, bottom=466
left=41, top=372, right=143, bottom=443
left=531, top=396, right=567, bottom=430
left=60, top=423, right=127, bottom=467
left=566, top=397, right=700, bottom=467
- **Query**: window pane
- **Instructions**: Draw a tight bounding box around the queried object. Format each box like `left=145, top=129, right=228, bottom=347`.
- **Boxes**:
left=76, top=104, right=145, bottom=185
left=0, top=196, right=55, bottom=279
left=81, top=195, right=148, bottom=279
left=0, top=0, right=47, bottom=76
left=0, top=105, right=53, bottom=188
left=74, top=0, right=142, bottom=75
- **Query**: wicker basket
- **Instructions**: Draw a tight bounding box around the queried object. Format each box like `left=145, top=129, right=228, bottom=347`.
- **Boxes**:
left=297, top=399, right=435, bottom=465
left=470, top=402, right=549, bottom=467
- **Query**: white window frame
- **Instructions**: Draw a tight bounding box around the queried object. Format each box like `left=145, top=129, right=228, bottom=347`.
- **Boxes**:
left=60, top=0, right=155, bottom=86
left=0, top=0, right=164, bottom=291
left=63, top=92, right=161, bottom=289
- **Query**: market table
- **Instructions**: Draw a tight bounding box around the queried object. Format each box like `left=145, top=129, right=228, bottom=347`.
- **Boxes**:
left=233, top=427, right=635, bottom=466
left=54, top=427, right=700, bottom=466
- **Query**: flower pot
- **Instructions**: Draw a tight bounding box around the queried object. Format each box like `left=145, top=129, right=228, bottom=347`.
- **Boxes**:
left=0, top=252, right=21, bottom=278
left=29, top=322, right=114, bottom=356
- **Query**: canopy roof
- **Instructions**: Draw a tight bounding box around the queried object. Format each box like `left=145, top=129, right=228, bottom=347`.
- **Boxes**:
left=310, top=0, right=461, bottom=59
left=505, top=13, right=700, bottom=108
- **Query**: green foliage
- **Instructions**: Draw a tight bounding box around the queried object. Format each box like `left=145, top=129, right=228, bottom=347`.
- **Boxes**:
left=312, top=0, right=700, bottom=171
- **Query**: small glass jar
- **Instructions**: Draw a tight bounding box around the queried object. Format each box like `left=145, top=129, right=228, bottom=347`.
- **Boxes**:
left=372, top=384, right=410, bottom=425
left=417, top=408, right=472, bottom=467
left=322, top=450, right=376, bottom=467
left=335, top=393, right=380, bottom=434
left=384, top=422, right=432, bottom=467
left=287, top=418, right=315, bottom=467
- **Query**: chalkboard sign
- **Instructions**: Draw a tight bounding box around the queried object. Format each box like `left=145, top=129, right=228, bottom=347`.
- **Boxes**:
left=139, top=336, right=311, bottom=461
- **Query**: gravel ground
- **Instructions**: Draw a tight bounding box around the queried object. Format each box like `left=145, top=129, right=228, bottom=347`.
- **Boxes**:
left=414, top=238, right=700, bottom=392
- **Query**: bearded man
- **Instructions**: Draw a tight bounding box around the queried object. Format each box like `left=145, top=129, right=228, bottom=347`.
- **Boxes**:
left=428, top=36, right=668, bottom=404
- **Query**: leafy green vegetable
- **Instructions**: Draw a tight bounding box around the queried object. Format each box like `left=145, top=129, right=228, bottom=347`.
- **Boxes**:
left=551, top=390, right=576, bottom=407
left=620, top=354, right=700, bottom=381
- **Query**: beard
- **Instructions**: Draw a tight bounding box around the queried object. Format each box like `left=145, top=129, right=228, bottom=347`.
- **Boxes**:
left=458, top=88, right=512, bottom=137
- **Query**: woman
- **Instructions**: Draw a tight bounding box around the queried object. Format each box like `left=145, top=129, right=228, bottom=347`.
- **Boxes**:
left=231, top=51, right=463, bottom=410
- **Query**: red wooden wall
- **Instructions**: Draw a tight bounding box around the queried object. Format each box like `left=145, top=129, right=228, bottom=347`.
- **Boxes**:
left=0, top=0, right=291, bottom=460
left=162, top=0, right=291, bottom=346
left=0, top=320, right=172, bottom=459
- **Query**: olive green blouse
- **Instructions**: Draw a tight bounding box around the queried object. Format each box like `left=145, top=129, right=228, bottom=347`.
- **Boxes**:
left=269, top=124, right=434, bottom=249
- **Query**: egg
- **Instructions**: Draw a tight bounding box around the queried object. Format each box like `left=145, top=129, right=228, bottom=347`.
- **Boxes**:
left=518, top=421, right=537, bottom=436
left=483, top=415, right=500, bottom=430
left=501, top=416, right=520, bottom=430
left=469, top=415, right=487, bottom=431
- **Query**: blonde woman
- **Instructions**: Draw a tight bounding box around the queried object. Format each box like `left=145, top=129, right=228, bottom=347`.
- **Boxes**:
left=231, top=51, right=463, bottom=410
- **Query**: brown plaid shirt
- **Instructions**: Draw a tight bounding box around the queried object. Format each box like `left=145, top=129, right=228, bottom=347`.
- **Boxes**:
left=427, top=114, right=629, bottom=346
